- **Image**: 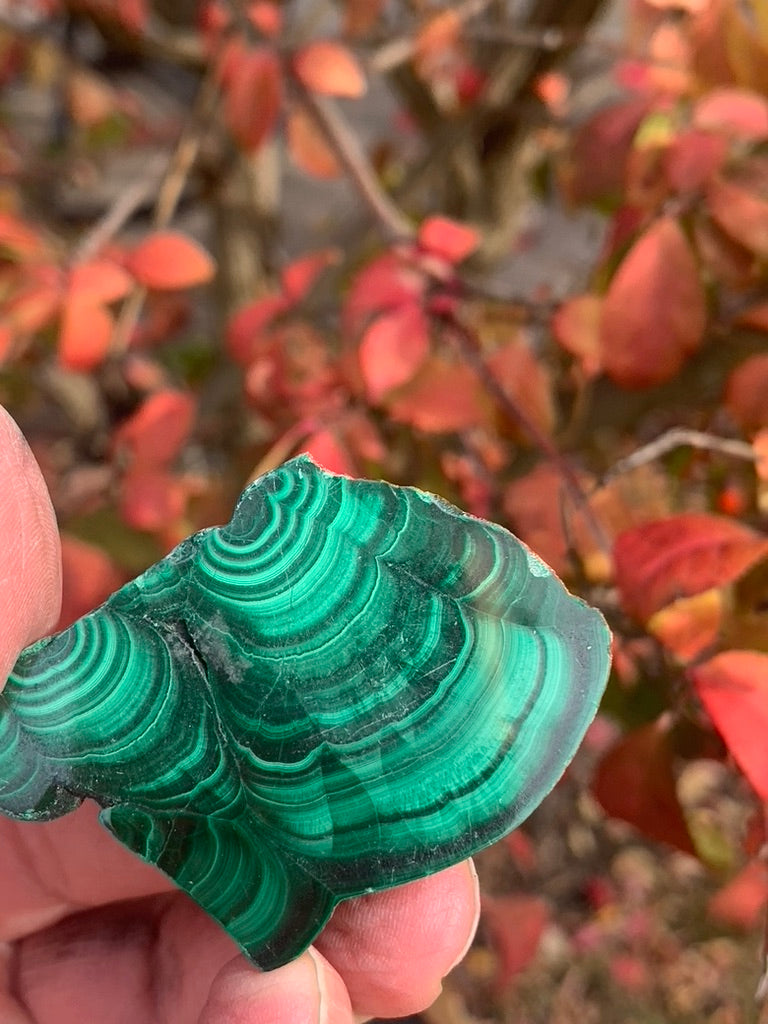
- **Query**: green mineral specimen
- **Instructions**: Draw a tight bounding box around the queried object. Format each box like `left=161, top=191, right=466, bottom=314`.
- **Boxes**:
left=0, top=456, right=610, bottom=968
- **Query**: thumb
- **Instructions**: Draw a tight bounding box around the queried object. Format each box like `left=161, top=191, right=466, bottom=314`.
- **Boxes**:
left=0, top=408, right=61, bottom=689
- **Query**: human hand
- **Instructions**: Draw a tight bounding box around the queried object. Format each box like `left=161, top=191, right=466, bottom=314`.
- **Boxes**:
left=0, top=407, right=480, bottom=1024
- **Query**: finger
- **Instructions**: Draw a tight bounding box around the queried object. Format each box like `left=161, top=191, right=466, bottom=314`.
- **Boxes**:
left=0, top=802, right=173, bottom=944
left=314, top=859, right=480, bottom=1020
left=199, top=950, right=354, bottom=1024
left=10, top=893, right=238, bottom=1024
left=0, top=407, right=61, bottom=688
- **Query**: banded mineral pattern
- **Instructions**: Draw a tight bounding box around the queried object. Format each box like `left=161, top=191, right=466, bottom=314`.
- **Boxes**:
left=0, top=456, right=611, bottom=968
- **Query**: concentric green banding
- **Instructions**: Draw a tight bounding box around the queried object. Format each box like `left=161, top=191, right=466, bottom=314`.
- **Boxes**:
left=0, top=455, right=610, bottom=968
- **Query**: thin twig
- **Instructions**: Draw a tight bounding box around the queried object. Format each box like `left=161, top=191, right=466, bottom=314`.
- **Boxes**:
left=293, top=81, right=414, bottom=242
left=603, top=428, right=757, bottom=483
left=111, top=66, right=221, bottom=354
left=368, top=0, right=496, bottom=74
left=71, top=176, right=159, bottom=265
left=435, top=307, right=611, bottom=554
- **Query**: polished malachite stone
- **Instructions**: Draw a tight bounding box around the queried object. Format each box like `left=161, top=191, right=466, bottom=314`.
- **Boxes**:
left=0, top=456, right=610, bottom=968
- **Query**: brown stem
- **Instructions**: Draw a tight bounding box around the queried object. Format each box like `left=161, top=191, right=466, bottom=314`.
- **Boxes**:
left=292, top=80, right=414, bottom=243
left=436, top=306, right=611, bottom=554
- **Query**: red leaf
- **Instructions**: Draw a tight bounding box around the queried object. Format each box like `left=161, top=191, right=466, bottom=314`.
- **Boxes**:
left=343, top=252, right=425, bottom=341
left=281, top=249, right=340, bottom=303
left=0, top=211, right=49, bottom=262
left=227, top=294, right=288, bottom=365
left=691, top=651, right=768, bottom=798
left=359, top=303, right=430, bottom=403
left=693, top=87, right=768, bottom=140
left=386, top=358, right=485, bottom=433
left=664, top=129, right=728, bottom=194
left=487, top=336, right=555, bottom=438
left=562, top=97, right=650, bottom=205
left=551, top=294, right=603, bottom=378
left=287, top=106, right=342, bottom=178
left=57, top=535, right=123, bottom=631
left=600, top=216, right=706, bottom=388
left=481, top=895, right=548, bottom=991
left=129, top=231, right=215, bottom=291
left=114, top=390, right=196, bottom=469
left=293, top=40, right=366, bottom=98
left=224, top=46, right=282, bottom=152
left=300, top=428, right=356, bottom=476
left=708, top=169, right=768, bottom=257
left=417, top=215, right=479, bottom=264
left=343, top=0, right=386, bottom=36
left=614, top=514, right=768, bottom=622
left=709, top=859, right=768, bottom=929
left=592, top=717, right=696, bottom=854
left=58, top=298, right=113, bottom=371
left=68, top=259, right=133, bottom=305
left=120, top=467, right=187, bottom=533
left=724, top=353, right=768, bottom=432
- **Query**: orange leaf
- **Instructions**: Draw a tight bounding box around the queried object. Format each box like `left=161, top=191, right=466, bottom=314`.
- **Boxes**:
left=647, top=588, right=723, bottom=664
left=386, top=358, right=485, bottom=433
left=614, top=514, right=768, bottom=622
left=57, top=535, right=123, bottom=631
left=600, top=216, right=706, bottom=388
left=691, top=651, right=768, bottom=798
left=724, top=353, right=768, bottom=432
left=418, top=215, right=479, bottom=264
left=709, top=859, right=768, bottom=929
left=287, top=106, right=342, bottom=178
left=114, top=390, right=196, bottom=469
left=359, top=303, right=430, bottom=403
left=592, top=717, right=696, bottom=854
left=224, top=46, right=282, bottom=151
left=281, top=249, right=340, bottom=303
left=293, top=40, right=366, bottom=98
left=128, top=231, right=216, bottom=291
left=487, top=337, right=555, bottom=438
left=68, top=259, right=133, bottom=305
left=0, top=211, right=50, bottom=262
left=343, top=252, right=425, bottom=342
left=66, top=68, right=117, bottom=127
left=481, top=894, right=548, bottom=992
left=551, top=294, right=603, bottom=378
left=58, top=298, right=113, bottom=371
left=708, top=169, right=768, bottom=257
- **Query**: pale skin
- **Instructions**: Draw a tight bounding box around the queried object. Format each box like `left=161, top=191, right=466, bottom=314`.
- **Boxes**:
left=0, top=407, right=480, bottom=1024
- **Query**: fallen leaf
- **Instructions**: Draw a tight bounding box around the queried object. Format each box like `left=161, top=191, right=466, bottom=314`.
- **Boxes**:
left=691, top=650, right=768, bottom=798
left=614, top=514, right=768, bottom=622
left=600, top=216, right=706, bottom=388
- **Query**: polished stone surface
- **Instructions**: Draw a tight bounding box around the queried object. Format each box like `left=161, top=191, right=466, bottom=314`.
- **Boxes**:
left=0, top=456, right=610, bottom=967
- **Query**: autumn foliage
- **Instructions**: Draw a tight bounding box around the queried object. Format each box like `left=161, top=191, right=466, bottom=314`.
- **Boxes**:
left=4, top=0, right=768, bottom=1016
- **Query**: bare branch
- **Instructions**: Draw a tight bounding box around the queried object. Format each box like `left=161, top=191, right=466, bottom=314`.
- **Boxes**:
left=604, top=428, right=757, bottom=482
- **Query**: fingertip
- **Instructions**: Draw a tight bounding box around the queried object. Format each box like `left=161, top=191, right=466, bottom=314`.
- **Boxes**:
left=199, top=950, right=355, bottom=1024
left=315, top=859, right=480, bottom=1020
left=0, top=407, right=61, bottom=688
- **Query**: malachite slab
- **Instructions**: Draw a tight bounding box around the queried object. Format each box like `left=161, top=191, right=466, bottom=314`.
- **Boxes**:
left=0, top=456, right=610, bottom=968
